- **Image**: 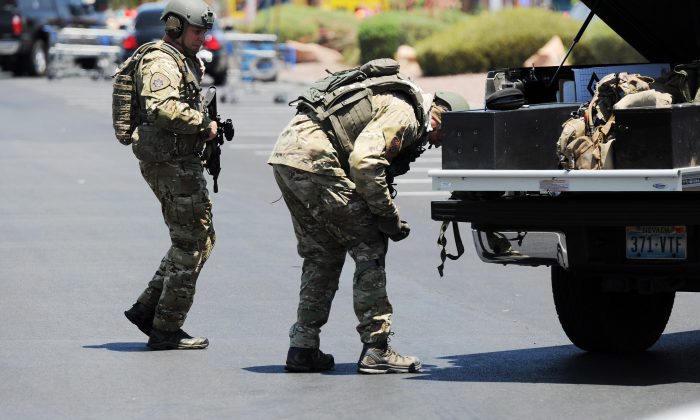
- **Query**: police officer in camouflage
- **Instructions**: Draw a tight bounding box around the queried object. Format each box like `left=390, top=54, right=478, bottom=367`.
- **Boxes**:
left=121, top=0, right=218, bottom=350
left=268, top=59, right=469, bottom=373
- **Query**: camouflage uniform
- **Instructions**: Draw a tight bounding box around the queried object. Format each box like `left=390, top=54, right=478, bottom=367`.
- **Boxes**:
left=269, top=91, right=422, bottom=347
left=130, top=43, right=215, bottom=333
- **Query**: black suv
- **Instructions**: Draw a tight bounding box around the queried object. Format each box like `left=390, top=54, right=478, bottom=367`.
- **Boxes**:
left=0, top=0, right=105, bottom=75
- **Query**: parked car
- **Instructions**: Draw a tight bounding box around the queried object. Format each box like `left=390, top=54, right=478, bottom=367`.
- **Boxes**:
left=120, top=2, right=229, bottom=85
left=0, top=0, right=105, bottom=75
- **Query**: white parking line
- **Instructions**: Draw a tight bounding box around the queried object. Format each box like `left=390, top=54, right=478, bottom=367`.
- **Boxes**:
left=229, top=143, right=273, bottom=149
left=394, top=178, right=431, bottom=184
left=413, top=157, right=442, bottom=164
left=402, top=167, right=439, bottom=173
left=395, top=191, right=451, bottom=197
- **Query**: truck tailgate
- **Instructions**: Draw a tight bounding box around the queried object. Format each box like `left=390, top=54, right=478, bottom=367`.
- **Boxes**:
left=429, top=167, right=700, bottom=193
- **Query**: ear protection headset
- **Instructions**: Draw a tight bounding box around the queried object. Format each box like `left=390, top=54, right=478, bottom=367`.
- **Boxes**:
left=165, top=14, right=184, bottom=38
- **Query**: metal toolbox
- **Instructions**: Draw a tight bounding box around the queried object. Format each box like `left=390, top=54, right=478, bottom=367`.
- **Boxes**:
left=613, top=104, right=700, bottom=169
left=441, top=103, right=579, bottom=170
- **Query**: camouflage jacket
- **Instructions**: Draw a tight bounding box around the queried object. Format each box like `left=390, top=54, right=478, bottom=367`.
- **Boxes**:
left=132, top=42, right=212, bottom=159
left=268, top=91, right=421, bottom=218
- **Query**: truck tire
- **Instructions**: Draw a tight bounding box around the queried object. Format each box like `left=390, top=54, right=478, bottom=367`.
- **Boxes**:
left=26, top=39, right=48, bottom=76
left=551, top=266, right=674, bottom=352
left=248, top=56, right=277, bottom=82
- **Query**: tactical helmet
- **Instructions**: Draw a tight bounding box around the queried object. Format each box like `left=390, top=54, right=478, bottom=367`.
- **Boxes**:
left=434, top=91, right=470, bottom=112
left=430, top=91, right=469, bottom=130
left=161, top=0, right=214, bottom=30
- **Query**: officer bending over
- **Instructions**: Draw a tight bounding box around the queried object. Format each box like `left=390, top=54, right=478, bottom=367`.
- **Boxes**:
left=268, top=59, right=469, bottom=373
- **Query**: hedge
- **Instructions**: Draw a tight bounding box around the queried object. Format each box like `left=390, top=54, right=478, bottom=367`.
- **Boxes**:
left=251, top=5, right=358, bottom=60
left=415, top=8, right=581, bottom=75
left=357, top=10, right=463, bottom=64
left=247, top=6, right=645, bottom=75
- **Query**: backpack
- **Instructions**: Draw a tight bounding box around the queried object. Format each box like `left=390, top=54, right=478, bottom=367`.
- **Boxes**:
left=111, top=41, right=187, bottom=146
left=557, top=72, right=671, bottom=170
left=290, top=58, right=427, bottom=171
left=653, top=61, right=700, bottom=103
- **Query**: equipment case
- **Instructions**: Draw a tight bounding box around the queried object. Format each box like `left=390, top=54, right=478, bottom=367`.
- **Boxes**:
left=614, top=104, right=700, bottom=169
left=441, top=103, right=580, bottom=170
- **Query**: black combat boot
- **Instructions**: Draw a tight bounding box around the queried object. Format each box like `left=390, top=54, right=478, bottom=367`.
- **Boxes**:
left=357, top=341, right=421, bottom=374
left=147, top=328, right=209, bottom=350
left=285, top=347, right=335, bottom=372
left=124, top=302, right=154, bottom=336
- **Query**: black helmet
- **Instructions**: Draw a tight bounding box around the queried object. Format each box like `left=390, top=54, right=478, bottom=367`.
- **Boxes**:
left=161, top=0, right=214, bottom=30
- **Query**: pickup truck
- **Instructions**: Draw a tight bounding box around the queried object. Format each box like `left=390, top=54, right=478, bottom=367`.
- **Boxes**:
left=430, top=0, right=700, bottom=353
left=0, top=0, right=106, bottom=75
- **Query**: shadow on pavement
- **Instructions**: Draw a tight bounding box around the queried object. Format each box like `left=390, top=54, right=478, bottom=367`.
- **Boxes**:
left=244, top=363, right=358, bottom=375
left=411, top=330, right=700, bottom=386
left=83, top=342, right=149, bottom=352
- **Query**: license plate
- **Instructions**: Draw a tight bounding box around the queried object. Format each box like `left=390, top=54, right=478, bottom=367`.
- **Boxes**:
left=626, top=226, right=687, bottom=260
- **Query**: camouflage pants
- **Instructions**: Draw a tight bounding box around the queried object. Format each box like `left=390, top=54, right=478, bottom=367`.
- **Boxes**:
left=273, top=164, right=393, bottom=348
left=136, top=154, right=216, bottom=332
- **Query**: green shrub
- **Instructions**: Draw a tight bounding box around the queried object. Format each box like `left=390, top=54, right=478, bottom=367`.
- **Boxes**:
left=358, top=20, right=401, bottom=63
left=251, top=5, right=358, bottom=57
left=247, top=5, right=645, bottom=75
left=416, top=8, right=581, bottom=75
left=358, top=10, right=461, bottom=63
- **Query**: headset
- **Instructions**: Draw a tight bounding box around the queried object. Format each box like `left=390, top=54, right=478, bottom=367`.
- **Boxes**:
left=165, top=15, right=184, bottom=39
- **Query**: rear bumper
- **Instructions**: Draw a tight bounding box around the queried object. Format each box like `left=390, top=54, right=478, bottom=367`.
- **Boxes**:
left=431, top=192, right=700, bottom=230
left=432, top=193, right=700, bottom=280
left=0, top=39, right=21, bottom=55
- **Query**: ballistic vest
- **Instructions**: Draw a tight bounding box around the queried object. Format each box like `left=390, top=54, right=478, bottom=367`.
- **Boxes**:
left=112, top=40, right=200, bottom=146
left=291, top=59, right=428, bottom=172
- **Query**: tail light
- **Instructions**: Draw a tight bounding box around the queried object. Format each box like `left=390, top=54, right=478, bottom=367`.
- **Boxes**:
left=203, top=34, right=221, bottom=51
left=122, top=34, right=138, bottom=50
left=11, top=15, right=22, bottom=36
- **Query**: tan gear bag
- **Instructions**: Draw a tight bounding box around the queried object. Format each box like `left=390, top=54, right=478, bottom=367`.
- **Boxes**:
left=111, top=41, right=187, bottom=146
left=556, top=72, right=666, bottom=170
left=111, top=43, right=156, bottom=146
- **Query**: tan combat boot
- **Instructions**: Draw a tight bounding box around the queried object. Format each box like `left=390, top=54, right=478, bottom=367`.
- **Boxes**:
left=147, top=329, right=209, bottom=350
left=357, top=341, right=421, bottom=374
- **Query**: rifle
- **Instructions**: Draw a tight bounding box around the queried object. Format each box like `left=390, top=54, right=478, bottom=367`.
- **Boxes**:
left=202, top=86, right=235, bottom=193
left=385, top=143, right=425, bottom=198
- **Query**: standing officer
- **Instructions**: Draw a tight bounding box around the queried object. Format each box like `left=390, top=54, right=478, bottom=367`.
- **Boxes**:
left=268, top=59, right=469, bottom=373
left=120, top=0, right=218, bottom=350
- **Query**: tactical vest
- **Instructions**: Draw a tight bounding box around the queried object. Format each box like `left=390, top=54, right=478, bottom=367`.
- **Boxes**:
left=112, top=40, right=201, bottom=146
left=291, top=59, right=428, bottom=174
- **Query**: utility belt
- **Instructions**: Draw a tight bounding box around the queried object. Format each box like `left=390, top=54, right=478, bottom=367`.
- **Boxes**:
left=132, top=123, right=203, bottom=162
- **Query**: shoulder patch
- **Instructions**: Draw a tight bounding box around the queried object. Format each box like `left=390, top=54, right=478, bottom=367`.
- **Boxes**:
left=150, top=72, right=171, bottom=91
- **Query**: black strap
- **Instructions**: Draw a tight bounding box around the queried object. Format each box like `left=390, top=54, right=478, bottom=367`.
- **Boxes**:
left=437, top=220, right=465, bottom=277
left=387, top=181, right=397, bottom=199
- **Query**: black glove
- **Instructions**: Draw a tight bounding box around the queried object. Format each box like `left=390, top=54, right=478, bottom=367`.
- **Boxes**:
left=377, top=215, right=410, bottom=242
left=389, top=220, right=410, bottom=242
